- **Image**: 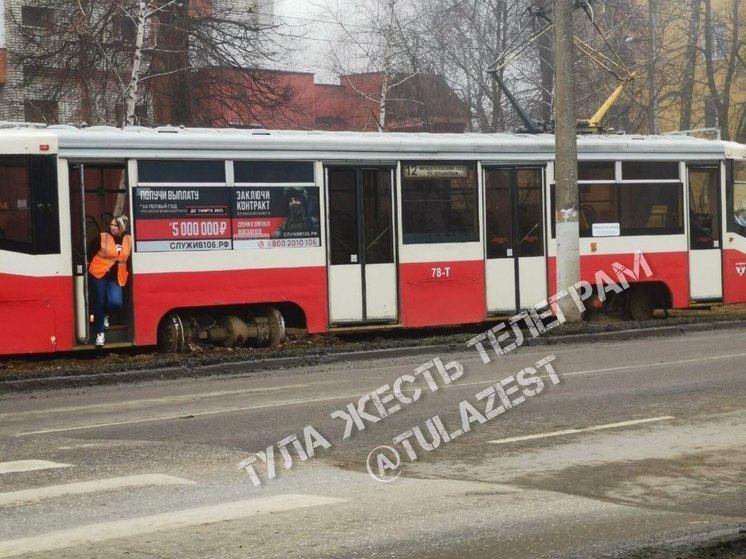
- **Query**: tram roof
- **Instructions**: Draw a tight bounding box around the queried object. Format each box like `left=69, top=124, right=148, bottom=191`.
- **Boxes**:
left=0, top=124, right=740, bottom=160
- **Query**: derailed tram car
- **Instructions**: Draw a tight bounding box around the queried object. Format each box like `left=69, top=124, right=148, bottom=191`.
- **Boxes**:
left=1, top=125, right=745, bottom=355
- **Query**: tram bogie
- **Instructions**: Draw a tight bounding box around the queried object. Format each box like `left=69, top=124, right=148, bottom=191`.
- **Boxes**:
left=157, top=305, right=287, bottom=352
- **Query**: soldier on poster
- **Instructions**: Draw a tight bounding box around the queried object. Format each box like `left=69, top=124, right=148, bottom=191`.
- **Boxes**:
left=271, top=188, right=319, bottom=239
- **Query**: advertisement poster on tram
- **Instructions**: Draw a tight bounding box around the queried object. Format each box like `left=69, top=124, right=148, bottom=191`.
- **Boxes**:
left=133, top=187, right=232, bottom=252
left=232, top=186, right=321, bottom=249
left=133, top=186, right=321, bottom=251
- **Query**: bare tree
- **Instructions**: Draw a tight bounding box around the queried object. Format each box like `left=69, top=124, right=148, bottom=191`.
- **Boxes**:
left=701, top=0, right=744, bottom=140
left=415, top=0, right=533, bottom=132
left=321, top=0, right=427, bottom=131
left=414, top=0, right=645, bottom=133
left=634, top=0, right=745, bottom=140
left=680, top=0, right=703, bottom=130
left=8, top=0, right=290, bottom=127
left=412, top=0, right=745, bottom=137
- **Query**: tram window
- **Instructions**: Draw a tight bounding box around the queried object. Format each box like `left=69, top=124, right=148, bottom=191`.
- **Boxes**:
left=516, top=169, right=544, bottom=257
left=485, top=170, right=512, bottom=258
left=578, top=162, right=614, bottom=181
left=0, top=159, right=31, bottom=248
left=22, top=6, right=53, bottom=28
left=401, top=162, right=478, bottom=244
left=235, top=161, right=314, bottom=183
left=328, top=168, right=358, bottom=265
left=729, top=161, right=746, bottom=234
left=619, top=183, right=683, bottom=235
left=363, top=169, right=393, bottom=264
left=138, top=160, right=225, bottom=183
left=579, top=184, right=618, bottom=237
left=622, top=161, right=679, bottom=180
left=0, top=155, right=59, bottom=254
left=688, top=167, right=719, bottom=250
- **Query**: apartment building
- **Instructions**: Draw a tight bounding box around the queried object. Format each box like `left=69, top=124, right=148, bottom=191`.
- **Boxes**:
left=0, top=0, right=273, bottom=125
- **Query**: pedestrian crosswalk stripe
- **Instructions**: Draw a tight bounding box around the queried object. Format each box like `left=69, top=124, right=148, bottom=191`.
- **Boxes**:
left=0, top=494, right=345, bottom=558
left=0, top=474, right=195, bottom=507
left=0, top=461, right=72, bottom=475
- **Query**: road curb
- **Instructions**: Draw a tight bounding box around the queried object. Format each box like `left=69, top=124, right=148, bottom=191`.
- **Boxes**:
left=2, top=319, right=745, bottom=393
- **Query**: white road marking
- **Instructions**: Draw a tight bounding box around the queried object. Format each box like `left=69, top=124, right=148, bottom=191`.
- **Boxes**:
left=12, top=350, right=745, bottom=437
left=0, top=494, right=345, bottom=558
left=454, top=351, right=746, bottom=389
left=559, top=352, right=746, bottom=378
left=0, top=474, right=196, bottom=507
left=0, top=461, right=72, bottom=475
left=0, top=383, right=319, bottom=420
left=14, top=394, right=356, bottom=436
left=487, top=416, right=675, bottom=445
left=57, top=443, right=118, bottom=450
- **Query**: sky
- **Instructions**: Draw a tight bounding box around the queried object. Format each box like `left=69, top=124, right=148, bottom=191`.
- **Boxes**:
left=271, top=0, right=341, bottom=83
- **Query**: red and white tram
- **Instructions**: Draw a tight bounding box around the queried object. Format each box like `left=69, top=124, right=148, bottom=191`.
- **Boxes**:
left=1, top=125, right=745, bottom=355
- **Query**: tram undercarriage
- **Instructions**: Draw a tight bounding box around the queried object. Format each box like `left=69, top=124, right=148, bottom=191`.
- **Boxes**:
left=158, top=306, right=286, bottom=353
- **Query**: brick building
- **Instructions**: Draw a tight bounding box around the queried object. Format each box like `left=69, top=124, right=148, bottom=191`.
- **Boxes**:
left=0, top=0, right=467, bottom=132
left=0, top=0, right=273, bottom=125
left=154, top=69, right=469, bottom=132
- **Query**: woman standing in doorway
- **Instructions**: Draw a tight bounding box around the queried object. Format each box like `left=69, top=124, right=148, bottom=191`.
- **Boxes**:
left=88, top=215, right=132, bottom=347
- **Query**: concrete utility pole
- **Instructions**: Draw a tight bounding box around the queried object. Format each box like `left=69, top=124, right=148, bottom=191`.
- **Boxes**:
left=553, top=0, right=582, bottom=322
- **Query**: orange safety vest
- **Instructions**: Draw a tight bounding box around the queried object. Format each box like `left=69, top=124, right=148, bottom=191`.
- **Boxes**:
left=88, top=232, right=132, bottom=286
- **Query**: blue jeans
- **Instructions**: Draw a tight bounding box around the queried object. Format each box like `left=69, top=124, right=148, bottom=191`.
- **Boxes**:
left=90, top=275, right=123, bottom=335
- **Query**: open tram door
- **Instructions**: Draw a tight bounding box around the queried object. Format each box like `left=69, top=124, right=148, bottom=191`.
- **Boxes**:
left=483, top=166, right=547, bottom=312
left=687, top=165, right=723, bottom=300
left=325, top=166, right=398, bottom=324
left=69, top=162, right=134, bottom=346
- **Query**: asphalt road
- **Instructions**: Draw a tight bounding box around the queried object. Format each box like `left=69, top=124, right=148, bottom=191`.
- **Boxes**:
left=0, top=327, right=744, bottom=558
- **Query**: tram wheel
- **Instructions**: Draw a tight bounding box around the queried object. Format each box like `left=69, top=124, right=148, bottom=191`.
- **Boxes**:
left=626, top=286, right=655, bottom=321
left=265, top=307, right=286, bottom=347
left=158, top=312, right=186, bottom=353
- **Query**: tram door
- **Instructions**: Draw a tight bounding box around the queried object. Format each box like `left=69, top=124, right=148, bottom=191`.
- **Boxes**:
left=326, top=167, right=397, bottom=324
left=484, top=167, right=547, bottom=312
left=688, top=165, right=722, bottom=300
left=69, top=163, right=133, bottom=345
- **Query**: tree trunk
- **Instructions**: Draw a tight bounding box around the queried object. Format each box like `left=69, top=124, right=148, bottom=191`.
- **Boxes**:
left=679, top=0, right=702, bottom=131
left=378, top=73, right=389, bottom=132
left=702, top=0, right=741, bottom=141
left=124, top=1, right=147, bottom=127
left=537, top=28, right=553, bottom=123
left=647, top=0, right=657, bottom=134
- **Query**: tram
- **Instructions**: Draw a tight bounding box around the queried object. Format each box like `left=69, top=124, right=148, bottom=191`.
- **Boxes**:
left=1, top=124, right=745, bottom=355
